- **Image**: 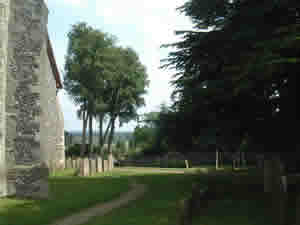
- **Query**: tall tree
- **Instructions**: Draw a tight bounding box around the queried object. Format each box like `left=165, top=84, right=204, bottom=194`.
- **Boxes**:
left=104, top=47, right=149, bottom=166
left=162, top=1, right=299, bottom=224
left=64, top=22, right=116, bottom=156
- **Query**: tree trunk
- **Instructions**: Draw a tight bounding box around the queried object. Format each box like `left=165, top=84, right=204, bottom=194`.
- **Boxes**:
left=296, top=195, right=300, bottom=225
left=263, top=155, right=289, bottom=225
left=98, top=114, right=103, bottom=153
left=219, top=150, right=223, bottom=168
left=80, top=110, right=88, bottom=157
left=107, top=117, right=116, bottom=170
left=232, top=159, right=236, bottom=170
left=89, top=114, right=93, bottom=157
left=264, top=158, right=273, bottom=193
left=241, top=151, right=246, bottom=168
left=216, top=148, right=219, bottom=170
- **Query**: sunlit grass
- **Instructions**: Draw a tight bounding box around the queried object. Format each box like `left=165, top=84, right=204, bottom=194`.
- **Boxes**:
left=2, top=167, right=299, bottom=225
left=83, top=167, right=299, bottom=225
left=0, top=169, right=131, bottom=225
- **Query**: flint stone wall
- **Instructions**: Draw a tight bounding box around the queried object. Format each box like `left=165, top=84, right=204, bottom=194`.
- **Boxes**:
left=0, top=0, right=9, bottom=197
left=0, top=0, right=64, bottom=198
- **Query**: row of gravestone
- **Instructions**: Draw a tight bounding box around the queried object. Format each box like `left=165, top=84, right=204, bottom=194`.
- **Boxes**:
left=65, top=157, right=113, bottom=176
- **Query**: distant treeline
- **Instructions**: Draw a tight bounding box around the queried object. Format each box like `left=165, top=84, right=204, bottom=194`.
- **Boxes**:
left=66, top=131, right=133, bottom=142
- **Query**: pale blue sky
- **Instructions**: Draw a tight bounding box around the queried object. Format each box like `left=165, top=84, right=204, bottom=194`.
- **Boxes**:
left=45, top=0, right=192, bottom=132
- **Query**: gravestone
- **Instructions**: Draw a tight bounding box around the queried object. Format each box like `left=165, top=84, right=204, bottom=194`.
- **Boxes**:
left=81, top=158, right=89, bottom=177
left=103, top=160, right=109, bottom=172
left=108, top=154, right=114, bottom=170
left=89, top=158, right=96, bottom=176
left=65, top=158, right=72, bottom=169
left=96, top=157, right=102, bottom=173
left=76, top=158, right=81, bottom=170
left=72, top=159, right=76, bottom=169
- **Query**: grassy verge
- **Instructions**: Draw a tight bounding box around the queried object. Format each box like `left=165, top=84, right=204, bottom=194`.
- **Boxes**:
left=83, top=168, right=300, bottom=225
left=190, top=170, right=272, bottom=225
left=0, top=169, right=131, bottom=225
left=191, top=170, right=300, bottom=225
left=83, top=168, right=198, bottom=225
left=2, top=167, right=298, bottom=225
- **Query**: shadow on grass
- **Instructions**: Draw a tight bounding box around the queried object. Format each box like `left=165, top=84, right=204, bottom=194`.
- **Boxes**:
left=84, top=168, right=298, bottom=225
left=2, top=168, right=299, bottom=225
left=82, top=169, right=271, bottom=225
left=0, top=172, right=131, bottom=225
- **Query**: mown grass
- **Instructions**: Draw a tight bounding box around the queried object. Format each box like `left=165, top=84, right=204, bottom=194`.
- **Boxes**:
left=191, top=170, right=300, bottom=225
left=84, top=168, right=300, bottom=225
left=84, top=168, right=197, bottom=225
left=2, top=167, right=299, bottom=225
left=0, top=169, right=131, bottom=225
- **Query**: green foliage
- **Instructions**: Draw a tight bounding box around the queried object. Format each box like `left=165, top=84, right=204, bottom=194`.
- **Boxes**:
left=164, top=159, right=186, bottom=168
left=65, top=144, right=81, bottom=157
left=65, top=144, right=99, bottom=157
left=162, top=0, right=299, bottom=157
left=64, top=22, right=149, bottom=156
left=113, top=139, right=128, bottom=160
left=133, top=106, right=174, bottom=156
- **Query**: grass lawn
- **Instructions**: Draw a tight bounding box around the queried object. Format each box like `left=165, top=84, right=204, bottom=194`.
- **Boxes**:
left=84, top=168, right=197, bottom=225
left=83, top=167, right=300, bottom=225
left=1, top=167, right=299, bottom=225
left=0, top=169, right=131, bottom=225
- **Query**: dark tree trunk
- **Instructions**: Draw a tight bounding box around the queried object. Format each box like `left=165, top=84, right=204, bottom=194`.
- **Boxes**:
left=89, top=114, right=93, bottom=157
left=216, top=148, right=219, bottom=169
left=98, top=114, right=103, bottom=152
left=81, top=110, right=88, bottom=157
left=107, top=117, right=116, bottom=170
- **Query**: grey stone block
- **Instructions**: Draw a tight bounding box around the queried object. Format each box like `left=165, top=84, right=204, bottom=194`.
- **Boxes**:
left=65, top=158, right=72, bottom=169
left=89, top=158, right=97, bottom=176
left=103, top=160, right=109, bottom=172
left=82, top=158, right=89, bottom=177
left=96, top=157, right=103, bottom=173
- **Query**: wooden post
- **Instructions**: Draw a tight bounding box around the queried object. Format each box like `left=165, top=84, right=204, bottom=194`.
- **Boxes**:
left=216, top=149, right=219, bottom=170
left=185, top=160, right=189, bottom=169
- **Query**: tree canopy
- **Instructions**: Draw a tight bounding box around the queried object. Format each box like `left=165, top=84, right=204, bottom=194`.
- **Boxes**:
left=64, top=22, right=149, bottom=157
left=162, top=0, right=299, bottom=158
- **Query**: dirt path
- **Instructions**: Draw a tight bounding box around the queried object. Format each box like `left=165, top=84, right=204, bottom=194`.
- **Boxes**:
left=49, top=181, right=147, bottom=225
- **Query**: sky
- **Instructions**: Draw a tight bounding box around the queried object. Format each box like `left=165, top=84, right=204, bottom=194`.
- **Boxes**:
left=44, top=0, right=193, bottom=132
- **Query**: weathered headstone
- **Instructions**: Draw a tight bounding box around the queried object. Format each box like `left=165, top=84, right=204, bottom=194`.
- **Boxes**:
left=72, top=159, right=76, bottom=169
left=108, top=154, right=113, bottom=170
left=76, top=158, right=81, bottom=170
left=103, top=159, right=109, bottom=172
left=89, top=158, right=97, bottom=176
left=96, top=157, right=103, bottom=173
left=65, top=158, right=72, bottom=169
left=81, top=158, right=89, bottom=177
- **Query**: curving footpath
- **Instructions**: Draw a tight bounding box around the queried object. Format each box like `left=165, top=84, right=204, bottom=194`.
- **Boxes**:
left=49, top=181, right=147, bottom=225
